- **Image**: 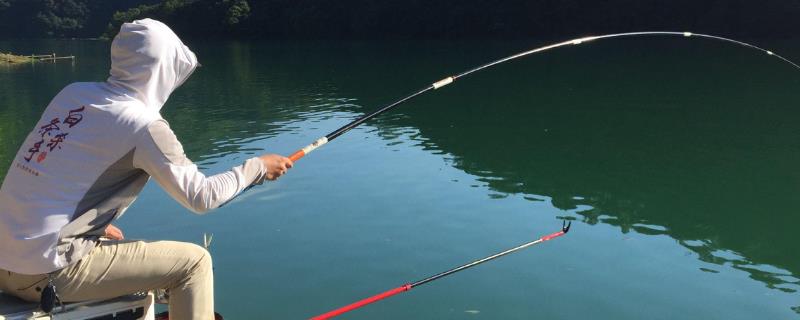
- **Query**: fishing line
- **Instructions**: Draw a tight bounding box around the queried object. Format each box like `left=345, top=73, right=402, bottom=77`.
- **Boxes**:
left=286, top=31, right=800, bottom=162
left=279, top=32, right=799, bottom=319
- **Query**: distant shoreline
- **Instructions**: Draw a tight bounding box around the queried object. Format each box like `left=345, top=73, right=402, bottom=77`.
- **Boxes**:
left=1, top=52, right=75, bottom=64
left=1, top=53, right=32, bottom=64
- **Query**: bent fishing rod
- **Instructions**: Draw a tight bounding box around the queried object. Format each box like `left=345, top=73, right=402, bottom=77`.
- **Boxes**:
left=308, top=221, right=572, bottom=320
left=285, top=31, right=800, bottom=162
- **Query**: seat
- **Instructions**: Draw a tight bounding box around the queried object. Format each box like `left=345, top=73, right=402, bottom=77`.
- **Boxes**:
left=0, top=290, right=155, bottom=320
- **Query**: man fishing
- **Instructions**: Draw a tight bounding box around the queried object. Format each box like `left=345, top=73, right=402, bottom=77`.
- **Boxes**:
left=0, top=19, right=293, bottom=320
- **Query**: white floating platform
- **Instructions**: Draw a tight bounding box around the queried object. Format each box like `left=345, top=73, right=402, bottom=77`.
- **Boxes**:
left=0, top=291, right=154, bottom=320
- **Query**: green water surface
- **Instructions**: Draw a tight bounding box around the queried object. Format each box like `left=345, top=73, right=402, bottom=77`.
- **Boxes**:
left=1, top=37, right=799, bottom=319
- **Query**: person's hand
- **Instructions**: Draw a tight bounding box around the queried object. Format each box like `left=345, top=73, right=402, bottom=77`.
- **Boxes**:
left=104, top=224, right=124, bottom=240
left=259, top=154, right=293, bottom=180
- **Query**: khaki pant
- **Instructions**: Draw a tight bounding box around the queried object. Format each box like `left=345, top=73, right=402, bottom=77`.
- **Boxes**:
left=0, top=240, right=213, bottom=320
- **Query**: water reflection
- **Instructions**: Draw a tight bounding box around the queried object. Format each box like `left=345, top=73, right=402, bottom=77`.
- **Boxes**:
left=185, top=39, right=800, bottom=304
left=357, top=39, right=800, bottom=302
left=2, top=38, right=799, bottom=316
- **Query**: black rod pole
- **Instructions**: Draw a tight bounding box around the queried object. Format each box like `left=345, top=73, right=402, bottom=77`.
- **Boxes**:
left=325, top=86, right=433, bottom=141
left=410, top=220, right=571, bottom=288
left=288, top=32, right=799, bottom=163
left=309, top=221, right=571, bottom=320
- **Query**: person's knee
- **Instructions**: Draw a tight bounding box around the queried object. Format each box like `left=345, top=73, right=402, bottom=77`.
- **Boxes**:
left=168, top=242, right=213, bottom=290
left=183, top=242, right=212, bottom=275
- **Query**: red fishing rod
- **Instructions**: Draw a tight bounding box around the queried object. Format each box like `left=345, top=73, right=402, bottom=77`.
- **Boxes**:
left=309, top=221, right=571, bottom=320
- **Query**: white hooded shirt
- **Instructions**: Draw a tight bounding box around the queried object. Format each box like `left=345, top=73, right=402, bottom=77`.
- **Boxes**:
left=0, top=19, right=267, bottom=274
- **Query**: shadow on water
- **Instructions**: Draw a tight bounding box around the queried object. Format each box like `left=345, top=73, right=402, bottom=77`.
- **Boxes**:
left=2, top=38, right=800, bottom=315
left=174, top=38, right=800, bottom=304
left=343, top=38, right=800, bottom=298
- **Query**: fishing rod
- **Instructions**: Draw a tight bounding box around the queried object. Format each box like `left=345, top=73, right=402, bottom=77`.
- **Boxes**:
left=308, top=221, right=572, bottom=320
left=286, top=31, right=800, bottom=162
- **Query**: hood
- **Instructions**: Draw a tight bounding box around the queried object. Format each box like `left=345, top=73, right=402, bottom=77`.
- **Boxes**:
left=107, top=19, right=198, bottom=111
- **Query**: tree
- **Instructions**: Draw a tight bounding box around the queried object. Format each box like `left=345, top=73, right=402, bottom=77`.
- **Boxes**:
left=36, top=0, right=90, bottom=37
left=221, top=0, right=249, bottom=26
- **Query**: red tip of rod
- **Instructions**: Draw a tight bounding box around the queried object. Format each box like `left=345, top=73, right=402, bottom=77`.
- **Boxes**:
left=541, top=221, right=571, bottom=241
left=310, top=284, right=411, bottom=320
left=540, top=231, right=565, bottom=241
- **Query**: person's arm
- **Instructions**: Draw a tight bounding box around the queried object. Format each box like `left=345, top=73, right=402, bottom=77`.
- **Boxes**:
left=132, top=119, right=292, bottom=214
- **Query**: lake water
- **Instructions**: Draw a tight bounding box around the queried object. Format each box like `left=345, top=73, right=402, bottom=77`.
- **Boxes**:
left=1, top=37, right=799, bottom=319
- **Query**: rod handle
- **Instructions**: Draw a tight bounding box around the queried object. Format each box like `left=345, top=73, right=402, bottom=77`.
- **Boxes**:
left=288, top=150, right=305, bottom=162
left=310, top=284, right=411, bottom=320
left=290, top=137, right=329, bottom=163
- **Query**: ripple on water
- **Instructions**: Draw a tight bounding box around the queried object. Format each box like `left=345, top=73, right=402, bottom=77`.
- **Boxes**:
left=3, top=38, right=800, bottom=319
left=631, top=223, right=669, bottom=235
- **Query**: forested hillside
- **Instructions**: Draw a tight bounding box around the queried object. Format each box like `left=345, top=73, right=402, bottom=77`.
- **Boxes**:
left=2, top=0, right=799, bottom=39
